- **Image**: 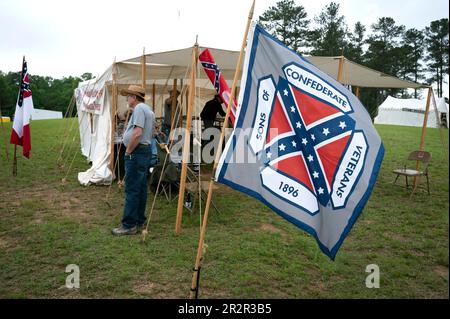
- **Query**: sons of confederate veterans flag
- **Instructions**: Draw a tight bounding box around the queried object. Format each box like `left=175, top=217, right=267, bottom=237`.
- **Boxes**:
left=10, top=58, right=34, bottom=158
left=216, top=24, right=384, bottom=259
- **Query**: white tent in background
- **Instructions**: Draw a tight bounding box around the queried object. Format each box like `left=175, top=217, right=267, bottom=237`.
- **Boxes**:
left=75, top=48, right=424, bottom=186
left=374, top=96, right=449, bottom=128
left=31, top=108, right=63, bottom=120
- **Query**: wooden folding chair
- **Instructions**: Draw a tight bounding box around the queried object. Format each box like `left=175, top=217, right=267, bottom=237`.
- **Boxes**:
left=392, top=150, right=431, bottom=196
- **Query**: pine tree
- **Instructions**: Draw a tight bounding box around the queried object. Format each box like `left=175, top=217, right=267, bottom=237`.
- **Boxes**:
left=258, top=0, right=310, bottom=53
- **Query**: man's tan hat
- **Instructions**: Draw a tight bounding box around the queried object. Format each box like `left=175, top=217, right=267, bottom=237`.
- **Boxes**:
left=120, top=85, right=146, bottom=99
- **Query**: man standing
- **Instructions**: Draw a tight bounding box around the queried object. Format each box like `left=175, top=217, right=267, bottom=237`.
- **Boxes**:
left=200, top=94, right=226, bottom=131
left=112, top=85, right=155, bottom=236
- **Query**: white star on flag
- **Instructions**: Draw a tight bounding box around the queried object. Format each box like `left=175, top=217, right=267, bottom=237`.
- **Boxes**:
left=291, top=140, right=297, bottom=147
left=296, top=122, right=301, bottom=129
left=283, top=89, right=289, bottom=96
left=266, top=151, right=272, bottom=159
left=317, top=187, right=324, bottom=194
left=307, top=155, right=314, bottom=162
left=302, top=138, right=308, bottom=145
left=312, top=171, right=319, bottom=179
left=339, top=121, right=347, bottom=129
left=279, top=144, right=286, bottom=151
left=323, top=128, right=330, bottom=136
left=290, top=106, right=296, bottom=113
left=311, top=134, right=316, bottom=141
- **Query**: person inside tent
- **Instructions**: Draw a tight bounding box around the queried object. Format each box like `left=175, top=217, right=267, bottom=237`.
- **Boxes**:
left=200, top=94, right=226, bottom=144
left=112, top=85, right=155, bottom=236
left=162, top=89, right=181, bottom=142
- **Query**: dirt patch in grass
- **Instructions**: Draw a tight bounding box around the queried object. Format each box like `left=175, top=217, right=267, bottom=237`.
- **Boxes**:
left=132, top=280, right=185, bottom=298
left=434, top=266, right=449, bottom=279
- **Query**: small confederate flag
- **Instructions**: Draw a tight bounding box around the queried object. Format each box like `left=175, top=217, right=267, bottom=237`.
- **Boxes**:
left=199, top=49, right=237, bottom=126
left=10, top=57, right=34, bottom=158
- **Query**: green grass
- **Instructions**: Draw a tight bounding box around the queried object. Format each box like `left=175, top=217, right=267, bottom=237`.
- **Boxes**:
left=0, top=119, right=448, bottom=298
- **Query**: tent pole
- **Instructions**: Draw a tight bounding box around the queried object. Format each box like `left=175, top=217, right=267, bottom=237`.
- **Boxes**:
left=171, top=79, right=178, bottom=128
left=414, top=87, right=432, bottom=188
left=141, top=47, right=146, bottom=91
left=152, top=82, right=156, bottom=112
left=189, top=0, right=255, bottom=299
left=337, top=56, right=345, bottom=83
left=355, top=87, right=360, bottom=99
left=175, top=44, right=198, bottom=235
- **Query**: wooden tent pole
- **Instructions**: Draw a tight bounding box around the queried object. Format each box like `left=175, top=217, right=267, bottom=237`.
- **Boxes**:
left=152, top=83, right=156, bottom=112
left=175, top=44, right=198, bottom=235
left=141, top=47, right=146, bottom=90
left=189, top=0, right=255, bottom=298
left=337, top=55, right=345, bottom=83
left=355, top=86, right=360, bottom=99
left=171, top=79, right=178, bottom=127
left=414, top=87, right=433, bottom=188
left=419, top=87, right=432, bottom=152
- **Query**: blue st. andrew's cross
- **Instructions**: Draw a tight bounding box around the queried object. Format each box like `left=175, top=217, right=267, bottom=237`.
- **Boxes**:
left=200, top=61, right=221, bottom=92
left=261, top=77, right=356, bottom=206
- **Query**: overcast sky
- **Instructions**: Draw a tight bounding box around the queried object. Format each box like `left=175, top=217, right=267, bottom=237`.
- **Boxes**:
left=1, top=0, right=448, bottom=81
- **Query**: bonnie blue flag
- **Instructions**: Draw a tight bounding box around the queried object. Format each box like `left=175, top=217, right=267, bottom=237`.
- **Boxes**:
left=215, top=24, right=384, bottom=259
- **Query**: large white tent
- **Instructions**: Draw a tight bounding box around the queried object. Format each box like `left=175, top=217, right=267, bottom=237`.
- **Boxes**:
left=31, top=108, right=63, bottom=120
left=374, top=95, right=448, bottom=128
left=75, top=47, right=425, bottom=186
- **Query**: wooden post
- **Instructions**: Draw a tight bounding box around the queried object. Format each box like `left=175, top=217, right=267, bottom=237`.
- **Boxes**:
left=419, top=87, right=433, bottom=152
left=414, top=87, right=433, bottom=188
left=109, top=63, right=118, bottom=172
left=189, top=0, right=255, bottom=299
left=175, top=45, right=198, bottom=235
left=355, top=86, right=360, bottom=99
left=171, top=79, right=178, bottom=128
left=152, top=82, right=156, bottom=112
left=337, top=56, right=345, bottom=83
left=141, top=48, right=147, bottom=92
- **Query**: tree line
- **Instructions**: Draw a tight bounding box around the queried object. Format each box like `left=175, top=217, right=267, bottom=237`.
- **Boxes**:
left=259, top=0, right=449, bottom=118
left=0, top=1, right=447, bottom=120
left=0, top=72, right=93, bottom=118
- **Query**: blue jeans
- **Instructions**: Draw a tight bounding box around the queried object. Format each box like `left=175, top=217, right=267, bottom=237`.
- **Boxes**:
left=122, top=145, right=152, bottom=229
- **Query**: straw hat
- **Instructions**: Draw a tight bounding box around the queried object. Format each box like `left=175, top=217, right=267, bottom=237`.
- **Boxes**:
left=120, top=85, right=146, bottom=99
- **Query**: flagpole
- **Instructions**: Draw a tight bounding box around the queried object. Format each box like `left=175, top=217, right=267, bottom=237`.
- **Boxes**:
left=175, top=44, right=198, bottom=235
left=12, top=56, right=26, bottom=176
left=189, top=0, right=256, bottom=299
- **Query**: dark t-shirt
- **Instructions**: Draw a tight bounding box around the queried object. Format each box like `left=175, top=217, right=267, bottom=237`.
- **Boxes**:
left=200, top=98, right=225, bottom=121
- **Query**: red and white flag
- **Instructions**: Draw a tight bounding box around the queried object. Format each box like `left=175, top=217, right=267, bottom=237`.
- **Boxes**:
left=199, top=49, right=237, bottom=126
left=10, top=57, right=33, bottom=158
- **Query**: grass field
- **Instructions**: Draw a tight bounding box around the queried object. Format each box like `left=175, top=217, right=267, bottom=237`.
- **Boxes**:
left=0, top=118, right=448, bottom=298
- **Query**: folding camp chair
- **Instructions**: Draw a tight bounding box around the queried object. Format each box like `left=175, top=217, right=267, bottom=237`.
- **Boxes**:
left=392, top=150, right=431, bottom=196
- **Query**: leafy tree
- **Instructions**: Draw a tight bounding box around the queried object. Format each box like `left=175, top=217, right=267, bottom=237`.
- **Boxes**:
left=309, top=2, right=349, bottom=56
left=424, top=18, right=449, bottom=97
left=258, top=0, right=310, bottom=53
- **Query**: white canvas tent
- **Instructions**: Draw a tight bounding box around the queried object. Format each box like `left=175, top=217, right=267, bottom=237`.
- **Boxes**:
left=374, top=95, right=449, bottom=128
left=31, top=108, right=63, bottom=120
left=75, top=47, right=425, bottom=186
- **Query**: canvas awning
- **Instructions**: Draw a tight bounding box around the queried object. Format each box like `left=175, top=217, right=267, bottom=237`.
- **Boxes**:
left=120, top=47, right=426, bottom=89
